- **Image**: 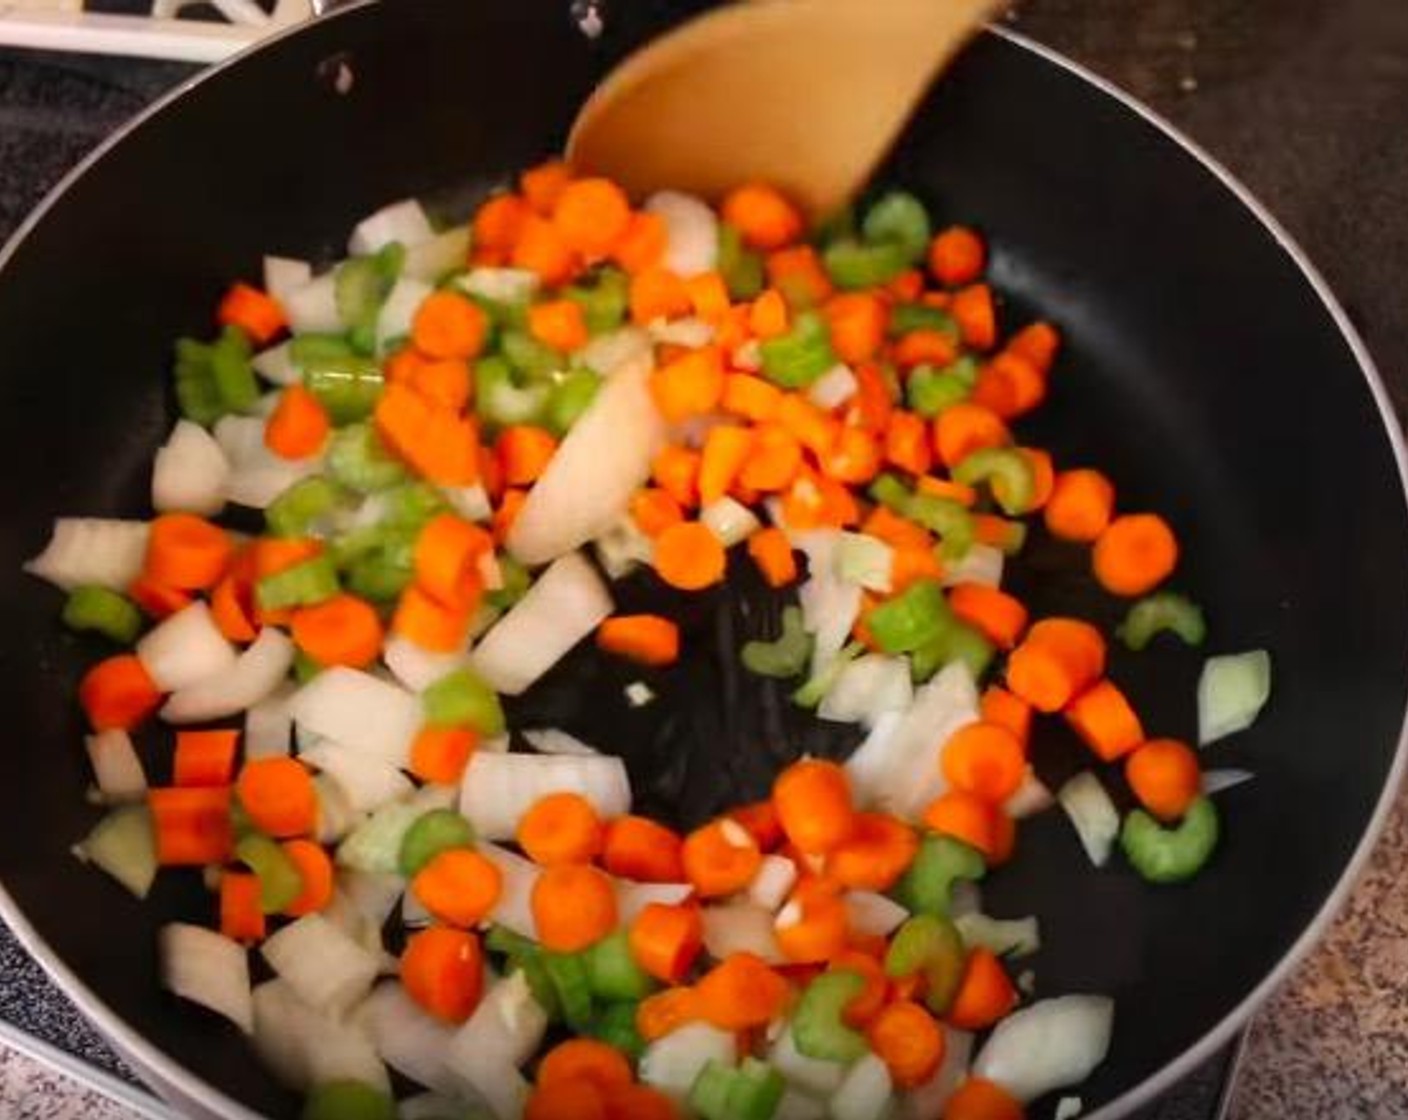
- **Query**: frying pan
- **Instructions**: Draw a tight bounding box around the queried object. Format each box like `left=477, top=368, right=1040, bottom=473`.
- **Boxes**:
left=0, top=1, right=1404, bottom=1117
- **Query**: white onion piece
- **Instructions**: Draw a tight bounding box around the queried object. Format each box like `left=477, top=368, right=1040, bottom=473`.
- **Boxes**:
left=507, top=353, right=662, bottom=565
left=941, top=543, right=1004, bottom=589
left=214, top=414, right=269, bottom=464
left=700, top=496, right=761, bottom=547
left=337, top=785, right=454, bottom=873
left=845, top=891, right=909, bottom=938
left=775, top=1089, right=826, bottom=1120
left=362, top=981, right=459, bottom=1095
left=747, top=854, right=798, bottom=913
left=845, top=662, right=978, bottom=819
left=594, top=514, right=654, bottom=581
left=1057, top=772, right=1120, bottom=868
left=578, top=326, right=651, bottom=376
left=835, top=532, right=894, bottom=594
left=290, top=667, right=422, bottom=767
left=1198, top=650, right=1272, bottom=746
left=640, top=1022, right=736, bottom=1102
left=444, top=482, right=493, bottom=525
left=477, top=843, right=540, bottom=939
left=444, top=972, right=547, bottom=1118
left=833, top=1053, right=893, bottom=1120
left=160, top=627, right=294, bottom=723
left=314, top=775, right=360, bottom=847
left=900, top=1029, right=973, bottom=1119
left=283, top=273, right=341, bottom=335
left=245, top=682, right=296, bottom=759
left=948, top=880, right=983, bottom=920
left=1005, top=769, right=1054, bottom=819
left=251, top=979, right=388, bottom=1094
left=338, top=870, right=406, bottom=937
left=459, top=751, right=630, bottom=840
left=1204, top=768, right=1255, bottom=795
left=349, top=198, right=436, bottom=255
left=470, top=552, right=613, bottom=695
left=261, top=913, right=381, bottom=1015
left=617, top=881, right=693, bottom=925
left=152, top=420, right=230, bottom=516
left=1055, top=1096, right=1084, bottom=1120
left=795, top=530, right=862, bottom=676
left=382, top=634, right=468, bottom=693
left=24, top=518, right=148, bottom=592
left=251, top=390, right=283, bottom=419
left=954, top=914, right=1040, bottom=959
left=971, top=996, right=1115, bottom=1103
left=644, top=191, right=718, bottom=277
left=456, top=267, right=540, bottom=305
left=303, top=741, right=413, bottom=816
left=263, top=256, right=312, bottom=303
left=226, top=464, right=319, bottom=510
left=402, top=226, right=472, bottom=282
left=647, top=315, right=715, bottom=348
left=819, top=653, right=912, bottom=729
left=377, top=277, right=435, bottom=353
left=769, top=1025, right=845, bottom=1096
left=252, top=342, right=301, bottom=386
left=85, top=730, right=146, bottom=804
left=522, top=728, right=601, bottom=757
left=808, top=363, right=858, bottom=410
left=136, top=601, right=237, bottom=693
left=400, top=1095, right=476, bottom=1120
left=701, top=903, right=784, bottom=963
left=160, top=924, right=252, bottom=1034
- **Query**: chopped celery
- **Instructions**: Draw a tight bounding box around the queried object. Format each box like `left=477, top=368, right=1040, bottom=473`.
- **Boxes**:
left=866, top=579, right=952, bottom=655
left=175, top=372, right=223, bottom=427
left=718, top=223, right=765, bottom=300
left=861, top=191, right=931, bottom=264
left=906, top=366, right=971, bottom=418
left=911, top=620, right=993, bottom=684
left=791, top=972, right=869, bottom=1062
left=301, top=1080, right=396, bottom=1120
left=689, top=1058, right=786, bottom=1120
left=293, top=650, right=323, bottom=683
left=255, top=554, right=340, bottom=611
left=822, top=239, right=910, bottom=290
left=742, top=606, right=813, bottom=679
left=422, top=667, right=504, bottom=735
left=867, top=476, right=973, bottom=561
left=303, top=354, right=385, bottom=425
left=476, top=355, right=550, bottom=428
left=545, top=369, right=600, bottom=436
left=884, top=914, right=966, bottom=1016
left=792, top=642, right=862, bottom=709
left=544, top=950, right=595, bottom=1032
left=501, top=329, right=563, bottom=380
left=565, top=267, right=630, bottom=334
left=953, top=448, right=1036, bottom=517
left=590, top=1001, right=646, bottom=1061
left=209, top=327, right=260, bottom=414
left=893, top=833, right=985, bottom=917
left=485, top=926, right=561, bottom=1020
left=326, top=423, right=406, bottom=493
left=760, top=311, right=836, bottom=388
left=890, top=303, right=959, bottom=338
left=344, top=536, right=415, bottom=602
left=1118, top=591, right=1207, bottom=652
left=62, top=586, right=142, bottom=644
left=335, top=242, right=405, bottom=343
left=486, top=554, right=530, bottom=611
left=868, top=473, right=912, bottom=512
left=398, top=809, right=475, bottom=878
left=266, top=476, right=344, bottom=539
left=234, top=833, right=302, bottom=913
left=1121, top=796, right=1219, bottom=883
left=585, top=930, right=658, bottom=1001
left=289, top=333, right=357, bottom=367
left=382, top=481, right=448, bottom=531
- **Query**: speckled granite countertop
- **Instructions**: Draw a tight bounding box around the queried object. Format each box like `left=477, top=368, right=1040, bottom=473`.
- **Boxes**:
left=0, top=1, right=1405, bottom=1118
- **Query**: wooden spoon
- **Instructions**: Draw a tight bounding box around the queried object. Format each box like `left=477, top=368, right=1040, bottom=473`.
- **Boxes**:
left=566, top=0, right=1006, bottom=219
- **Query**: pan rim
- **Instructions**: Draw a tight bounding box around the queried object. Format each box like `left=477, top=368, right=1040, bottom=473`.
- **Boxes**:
left=0, top=11, right=1404, bottom=1120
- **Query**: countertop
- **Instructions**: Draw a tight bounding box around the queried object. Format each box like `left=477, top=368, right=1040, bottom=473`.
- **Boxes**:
left=0, top=0, right=1406, bottom=1117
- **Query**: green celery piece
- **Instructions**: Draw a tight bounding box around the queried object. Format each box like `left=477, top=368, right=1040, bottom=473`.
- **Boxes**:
left=906, top=366, right=971, bottom=418
left=265, top=476, right=345, bottom=539
left=398, top=809, right=475, bottom=878
left=718, top=223, right=765, bottom=300
left=484, top=926, right=561, bottom=1020
left=422, top=667, right=505, bottom=735
left=545, top=369, right=600, bottom=436
left=741, top=605, right=813, bottom=679
left=813, top=204, right=856, bottom=247
left=1117, top=591, right=1208, bottom=652
left=565, top=267, right=630, bottom=334
left=382, top=481, right=448, bottom=530
left=486, top=554, right=530, bottom=611
left=234, top=833, right=303, bottom=913
left=335, top=242, right=405, bottom=339
left=289, top=333, right=357, bottom=367
left=953, top=447, right=1036, bottom=517
left=905, top=494, right=974, bottom=561
left=345, top=533, right=415, bottom=602
left=255, top=554, right=340, bottom=611
left=303, top=354, right=385, bottom=425
left=868, top=472, right=912, bottom=512
left=476, top=355, right=550, bottom=428
left=211, top=327, right=260, bottom=413
left=759, top=311, right=836, bottom=389
left=792, top=642, right=862, bottom=709
left=862, top=191, right=931, bottom=264
left=501, top=329, right=563, bottom=380
left=822, top=239, right=910, bottom=290
left=884, top=913, right=967, bottom=1016
left=688, top=1061, right=737, bottom=1120
left=689, top=1059, right=785, bottom=1120
left=1121, top=796, right=1219, bottom=883
left=791, top=972, right=869, bottom=1062
left=293, top=650, right=324, bottom=683
left=175, top=371, right=224, bottom=427
left=62, top=586, right=142, bottom=644
left=326, top=423, right=407, bottom=493
left=893, top=833, right=985, bottom=917
left=543, top=950, right=595, bottom=1032
left=585, top=930, right=658, bottom=1002
left=911, top=620, right=993, bottom=684
left=866, top=579, right=952, bottom=655
left=890, top=303, right=959, bottom=338
left=300, top=1080, right=396, bottom=1120
left=589, top=1001, right=646, bottom=1061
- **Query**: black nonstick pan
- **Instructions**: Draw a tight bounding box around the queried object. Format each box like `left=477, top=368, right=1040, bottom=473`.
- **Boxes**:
left=0, top=1, right=1404, bottom=1117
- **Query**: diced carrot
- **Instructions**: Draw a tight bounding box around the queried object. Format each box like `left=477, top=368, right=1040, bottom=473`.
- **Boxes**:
left=824, top=292, right=888, bottom=364
left=889, top=543, right=945, bottom=593
left=766, top=246, right=833, bottom=308
left=290, top=593, right=385, bottom=668
left=612, top=212, right=668, bottom=275
left=1064, top=678, right=1145, bottom=762
left=281, top=838, right=335, bottom=916
left=1092, top=513, right=1179, bottom=596
left=145, top=513, right=231, bottom=591
left=694, top=953, right=791, bottom=1030
left=1005, top=618, right=1106, bottom=713
left=637, top=987, right=701, bottom=1042
left=932, top=403, right=1010, bottom=470
left=517, top=792, right=605, bottom=866
left=408, top=357, right=473, bottom=411
left=947, top=948, right=1017, bottom=1030
left=1007, top=320, right=1061, bottom=374
left=128, top=575, right=192, bottom=621
left=149, top=786, right=232, bottom=865
left=652, top=445, right=702, bottom=509
left=497, top=425, right=559, bottom=487
left=219, top=872, right=265, bottom=943
left=773, top=758, right=855, bottom=855
left=721, top=373, right=783, bottom=422
left=631, top=488, right=685, bottom=538
left=685, top=271, right=732, bottom=323
left=862, top=505, right=930, bottom=551
left=746, top=527, right=798, bottom=588
left=602, top=1084, right=679, bottom=1120
left=530, top=863, right=618, bottom=952
left=829, top=949, right=889, bottom=1026
left=216, top=282, right=286, bottom=346
left=950, top=283, right=997, bottom=350
left=894, top=328, right=959, bottom=369
left=749, top=288, right=790, bottom=339
left=473, top=193, right=530, bottom=252
left=401, top=925, right=486, bottom=1024
left=727, top=800, right=785, bottom=852
left=775, top=879, right=849, bottom=963
left=885, top=410, right=933, bottom=476
left=942, top=1078, right=1025, bottom=1120
left=512, top=215, right=579, bottom=286
left=602, top=815, right=685, bottom=882
left=721, top=183, right=804, bottom=251
left=1125, top=739, right=1202, bottom=822
left=980, top=687, right=1032, bottom=746
left=410, top=726, right=478, bottom=786
left=922, top=790, right=999, bottom=860
left=927, top=227, right=987, bottom=288
left=493, top=488, right=527, bottom=544
left=630, top=267, right=692, bottom=325
left=414, top=513, right=492, bottom=611
left=699, top=424, right=754, bottom=505
left=868, top=999, right=946, bottom=1088
left=629, top=903, right=704, bottom=984
left=916, top=476, right=978, bottom=507
left=79, top=654, right=161, bottom=731
left=211, top=572, right=257, bottom=643
left=948, top=584, right=1028, bottom=650
left=236, top=757, right=316, bottom=838
left=682, top=818, right=761, bottom=897
left=414, top=848, right=503, bottom=928
left=738, top=423, right=803, bottom=492
left=393, top=584, right=473, bottom=653
left=173, top=729, right=239, bottom=788
left=850, top=361, right=895, bottom=432
left=782, top=467, right=860, bottom=530
left=1044, top=468, right=1115, bottom=542
left=527, top=299, right=589, bottom=354
left=539, top=1038, right=634, bottom=1093
left=264, top=385, right=329, bottom=460
left=777, top=393, right=837, bottom=457
left=253, top=537, right=321, bottom=579
left=375, top=383, right=480, bottom=486
left=412, top=290, right=490, bottom=361
left=821, top=425, right=883, bottom=485
left=525, top=1080, right=607, bottom=1120
left=653, top=521, right=727, bottom=591
left=598, top=615, right=680, bottom=667
left=971, top=352, right=1045, bottom=420
left=520, top=159, right=573, bottom=214
left=552, top=177, right=633, bottom=258
left=941, top=722, right=1027, bottom=804
left=826, top=812, right=918, bottom=892
left=650, top=346, right=725, bottom=423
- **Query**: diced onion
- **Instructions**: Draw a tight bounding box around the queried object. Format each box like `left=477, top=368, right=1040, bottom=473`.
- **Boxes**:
left=74, top=805, right=156, bottom=899
left=383, top=634, right=468, bottom=693
left=402, top=226, right=472, bottom=282
left=1005, top=769, right=1054, bottom=819
left=579, top=327, right=652, bottom=376
left=244, top=682, right=296, bottom=758
left=700, top=496, right=762, bottom=548
left=337, top=870, right=406, bottom=939
left=1055, top=1096, right=1084, bottom=1120
left=336, top=785, right=454, bottom=872
left=457, top=267, right=540, bottom=305
left=832, top=1052, right=893, bottom=1120
left=459, top=751, right=630, bottom=840
left=900, top=1029, right=973, bottom=1119
left=161, top=627, right=294, bottom=723
left=282, top=273, right=341, bottom=335
left=85, top=730, right=147, bottom=804
left=361, top=981, right=459, bottom=1096
left=844, top=891, right=909, bottom=938
left=314, top=775, right=360, bottom=847
left=808, top=363, right=858, bottom=410
left=289, top=667, right=422, bottom=768
left=137, top=601, right=237, bottom=693
left=251, top=979, right=388, bottom=1094
left=161, top=923, right=252, bottom=1034
left=522, top=728, right=602, bottom=757
left=617, top=881, right=694, bottom=925
left=948, top=880, right=983, bottom=920
left=770, top=1025, right=845, bottom=1096
left=152, top=420, right=230, bottom=516
left=445, top=483, right=493, bottom=525
left=470, top=552, right=613, bottom=695
left=648, top=316, right=715, bottom=348
left=443, top=972, right=547, bottom=1118
left=625, top=681, right=656, bottom=708
left=252, top=342, right=301, bottom=386
left=640, top=1022, right=736, bottom=1102
left=1057, top=772, right=1120, bottom=868
left=594, top=514, right=655, bottom=581
left=795, top=531, right=863, bottom=676
left=1198, top=650, right=1272, bottom=746
left=835, top=532, right=894, bottom=593
left=507, top=354, right=663, bottom=565
left=303, top=741, right=414, bottom=816
left=971, top=995, right=1114, bottom=1103
left=477, top=843, right=541, bottom=939
left=644, top=191, right=719, bottom=277
left=953, top=913, right=1040, bottom=958
left=24, top=518, right=148, bottom=592
left=701, top=903, right=784, bottom=963
left=746, top=854, right=798, bottom=913
left=263, top=256, right=312, bottom=303
left=376, top=278, right=435, bottom=353
left=260, top=913, right=381, bottom=1015
left=775, top=1089, right=827, bottom=1120
left=1203, top=767, right=1255, bottom=795
left=941, top=543, right=1004, bottom=589
left=349, top=198, right=436, bottom=255
left=819, top=653, right=912, bottom=729
left=400, top=1094, right=482, bottom=1120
